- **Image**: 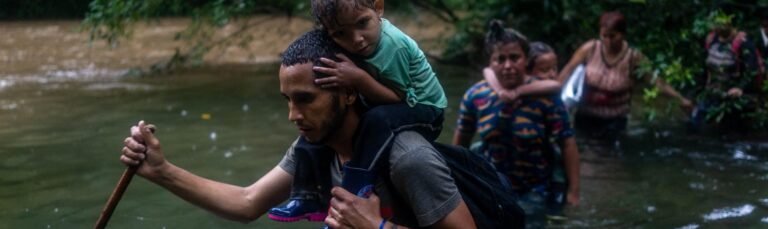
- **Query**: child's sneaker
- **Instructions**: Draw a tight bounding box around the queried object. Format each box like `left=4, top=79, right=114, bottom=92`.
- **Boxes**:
left=268, top=199, right=327, bottom=222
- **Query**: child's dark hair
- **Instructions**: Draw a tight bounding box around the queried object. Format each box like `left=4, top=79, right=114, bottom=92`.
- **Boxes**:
left=311, top=0, right=376, bottom=27
left=484, top=20, right=529, bottom=58
left=281, top=29, right=342, bottom=78
left=527, top=41, right=554, bottom=71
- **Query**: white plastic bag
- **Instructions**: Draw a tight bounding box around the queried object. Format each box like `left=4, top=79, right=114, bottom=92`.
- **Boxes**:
left=561, top=64, right=585, bottom=108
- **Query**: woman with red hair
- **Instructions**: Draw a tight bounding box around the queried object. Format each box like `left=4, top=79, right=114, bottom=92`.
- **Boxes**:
left=558, top=11, right=692, bottom=142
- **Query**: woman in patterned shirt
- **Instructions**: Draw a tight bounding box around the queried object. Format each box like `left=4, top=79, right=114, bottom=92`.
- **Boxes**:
left=452, top=20, right=580, bottom=228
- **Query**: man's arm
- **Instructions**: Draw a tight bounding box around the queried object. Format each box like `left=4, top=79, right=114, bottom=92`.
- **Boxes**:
left=122, top=121, right=293, bottom=222
left=325, top=133, right=476, bottom=228
left=325, top=186, right=475, bottom=229
left=428, top=201, right=475, bottom=228
left=150, top=164, right=292, bottom=222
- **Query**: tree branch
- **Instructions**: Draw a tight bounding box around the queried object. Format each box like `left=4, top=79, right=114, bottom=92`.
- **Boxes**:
left=408, top=0, right=459, bottom=23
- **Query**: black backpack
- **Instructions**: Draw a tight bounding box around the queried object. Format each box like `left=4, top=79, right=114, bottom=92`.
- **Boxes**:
left=380, top=142, right=525, bottom=228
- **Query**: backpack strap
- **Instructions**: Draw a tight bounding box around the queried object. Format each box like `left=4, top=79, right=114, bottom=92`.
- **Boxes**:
left=731, top=32, right=749, bottom=76
left=731, top=32, right=747, bottom=55
left=705, top=31, right=716, bottom=50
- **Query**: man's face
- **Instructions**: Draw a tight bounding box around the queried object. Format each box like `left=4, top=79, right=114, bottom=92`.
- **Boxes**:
left=489, top=42, right=527, bottom=89
left=279, top=63, right=347, bottom=144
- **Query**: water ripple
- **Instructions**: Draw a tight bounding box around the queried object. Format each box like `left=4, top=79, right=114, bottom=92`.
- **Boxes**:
left=702, top=204, right=755, bottom=221
left=0, top=64, right=129, bottom=89
left=676, top=224, right=699, bottom=229
left=732, top=150, right=757, bottom=161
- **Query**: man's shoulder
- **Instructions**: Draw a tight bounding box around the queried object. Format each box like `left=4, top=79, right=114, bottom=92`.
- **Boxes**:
left=387, top=132, right=444, bottom=168
left=390, top=131, right=436, bottom=157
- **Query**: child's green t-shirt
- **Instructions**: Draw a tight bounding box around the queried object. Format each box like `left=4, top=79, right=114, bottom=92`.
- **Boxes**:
left=365, top=19, right=447, bottom=108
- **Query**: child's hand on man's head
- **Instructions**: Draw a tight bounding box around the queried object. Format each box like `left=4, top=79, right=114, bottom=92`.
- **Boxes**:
left=312, top=53, right=369, bottom=89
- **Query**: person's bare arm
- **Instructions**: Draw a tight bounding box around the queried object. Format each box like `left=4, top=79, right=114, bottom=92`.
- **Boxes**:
left=313, top=54, right=401, bottom=104
left=633, top=52, right=694, bottom=112
left=122, top=121, right=293, bottom=222
left=325, top=188, right=476, bottom=229
left=483, top=67, right=519, bottom=102
left=151, top=164, right=292, bottom=222
left=516, top=79, right=562, bottom=96
left=557, top=41, right=595, bottom=84
left=559, top=137, right=580, bottom=206
left=354, top=69, right=403, bottom=104
left=427, top=201, right=476, bottom=229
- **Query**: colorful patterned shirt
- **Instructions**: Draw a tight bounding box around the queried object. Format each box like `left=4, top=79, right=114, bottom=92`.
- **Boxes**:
left=456, top=79, right=574, bottom=193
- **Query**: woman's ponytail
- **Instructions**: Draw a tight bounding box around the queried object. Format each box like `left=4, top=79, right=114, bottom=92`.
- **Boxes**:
left=484, top=19, right=529, bottom=58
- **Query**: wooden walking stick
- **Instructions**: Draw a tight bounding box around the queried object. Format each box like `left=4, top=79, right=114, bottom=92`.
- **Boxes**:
left=94, top=126, right=155, bottom=229
left=93, top=166, right=138, bottom=229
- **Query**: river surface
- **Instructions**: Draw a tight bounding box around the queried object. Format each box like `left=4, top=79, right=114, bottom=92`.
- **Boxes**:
left=0, top=19, right=767, bottom=229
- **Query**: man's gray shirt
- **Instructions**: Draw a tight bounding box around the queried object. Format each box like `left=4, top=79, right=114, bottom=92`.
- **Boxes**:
left=278, top=131, right=461, bottom=227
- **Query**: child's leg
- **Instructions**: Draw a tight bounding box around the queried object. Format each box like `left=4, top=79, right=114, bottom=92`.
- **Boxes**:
left=349, top=103, right=443, bottom=170
left=268, top=137, right=332, bottom=222
left=342, top=104, right=443, bottom=196
left=290, top=138, right=333, bottom=202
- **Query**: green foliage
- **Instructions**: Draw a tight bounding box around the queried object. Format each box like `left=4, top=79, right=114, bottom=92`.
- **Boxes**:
left=763, top=79, right=768, bottom=93
left=82, top=0, right=309, bottom=68
left=705, top=97, right=750, bottom=123
left=710, top=9, right=735, bottom=27
left=0, top=0, right=93, bottom=19
left=82, top=0, right=168, bottom=46
left=643, top=87, right=659, bottom=102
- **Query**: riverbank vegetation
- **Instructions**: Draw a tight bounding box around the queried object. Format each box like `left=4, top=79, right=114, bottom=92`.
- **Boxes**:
left=75, top=0, right=768, bottom=130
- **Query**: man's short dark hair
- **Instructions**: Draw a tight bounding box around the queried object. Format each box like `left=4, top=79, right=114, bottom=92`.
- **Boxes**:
left=280, top=29, right=343, bottom=73
left=280, top=29, right=367, bottom=114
